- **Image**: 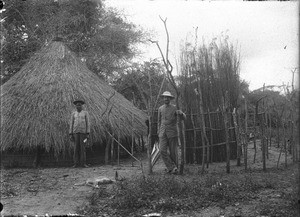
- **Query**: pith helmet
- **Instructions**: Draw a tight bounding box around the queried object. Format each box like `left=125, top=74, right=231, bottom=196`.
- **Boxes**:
left=161, top=91, right=175, bottom=98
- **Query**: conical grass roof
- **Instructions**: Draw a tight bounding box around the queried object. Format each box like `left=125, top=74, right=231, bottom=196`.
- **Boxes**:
left=0, top=41, right=147, bottom=155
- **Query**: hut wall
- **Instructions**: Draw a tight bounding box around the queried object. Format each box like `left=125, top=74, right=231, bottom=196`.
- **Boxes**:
left=1, top=145, right=105, bottom=168
left=1, top=138, right=141, bottom=168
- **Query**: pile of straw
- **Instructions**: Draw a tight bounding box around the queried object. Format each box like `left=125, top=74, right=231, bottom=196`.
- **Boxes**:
left=0, top=41, right=147, bottom=155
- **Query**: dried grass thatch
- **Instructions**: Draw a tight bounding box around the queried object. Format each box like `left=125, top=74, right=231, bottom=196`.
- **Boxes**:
left=0, top=41, right=147, bottom=155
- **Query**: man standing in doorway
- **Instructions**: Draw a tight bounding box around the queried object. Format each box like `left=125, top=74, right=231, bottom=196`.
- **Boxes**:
left=157, top=91, right=186, bottom=174
left=69, top=99, right=90, bottom=168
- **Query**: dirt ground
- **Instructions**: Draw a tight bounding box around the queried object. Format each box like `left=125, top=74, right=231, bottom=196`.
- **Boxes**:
left=1, top=141, right=298, bottom=216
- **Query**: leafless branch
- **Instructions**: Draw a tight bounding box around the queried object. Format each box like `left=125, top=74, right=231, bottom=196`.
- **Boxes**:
left=153, top=73, right=166, bottom=113
left=159, top=16, right=170, bottom=63
left=149, top=39, right=170, bottom=72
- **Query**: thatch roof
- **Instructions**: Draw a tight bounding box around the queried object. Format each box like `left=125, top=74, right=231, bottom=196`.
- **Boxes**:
left=0, top=41, right=147, bottom=155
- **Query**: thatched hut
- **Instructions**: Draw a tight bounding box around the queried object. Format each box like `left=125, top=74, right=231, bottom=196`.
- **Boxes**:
left=0, top=41, right=147, bottom=167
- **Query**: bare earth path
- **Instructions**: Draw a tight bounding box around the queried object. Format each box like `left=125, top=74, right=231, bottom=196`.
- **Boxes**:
left=1, top=141, right=298, bottom=216
left=1, top=160, right=147, bottom=216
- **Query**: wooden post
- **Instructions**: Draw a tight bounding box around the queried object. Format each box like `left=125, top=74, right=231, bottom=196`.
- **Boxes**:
left=262, top=114, right=266, bottom=172
left=131, top=113, right=134, bottom=167
left=140, top=135, right=144, bottom=152
left=208, top=110, right=214, bottom=163
left=118, top=119, right=120, bottom=165
left=276, top=118, right=280, bottom=148
left=268, top=112, right=272, bottom=148
left=177, top=104, right=185, bottom=174
left=223, top=92, right=230, bottom=174
left=283, top=122, right=287, bottom=167
left=292, top=121, right=296, bottom=163
left=206, top=112, right=209, bottom=169
left=277, top=145, right=283, bottom=169
left=259, top=111, right=266, bottom=172
left=263, top=84, right=269, bottom=160
left=233, top=108, right=241, bottom=166
left=264, top=112, right=269, bottom=159
left=105, top=134, right=111, bottom=165
left=253, top=110, right=257, bottom=163
left=195, top=86, right=207, bottom=174
left=237, top=111, right=242, bottom=163
left=147, top=115, right=153, bottom=174
left=33, top=146, right=42, bottom=168
left=255, top=96, right=267, bottom=172
left=298, top=123, right=300, bottom=209
left=191, top=113, right=197, bottom=164
left=244, top=96, right=248, bottom=170
left=183, top=120, right=186, bottom=167
left=110, top=133, right=115, bottom=165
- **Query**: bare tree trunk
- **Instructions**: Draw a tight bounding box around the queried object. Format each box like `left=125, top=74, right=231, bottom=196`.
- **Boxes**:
left=147, top=71, right=153, bottom=174
left=151, top=17, right=185, bottom=175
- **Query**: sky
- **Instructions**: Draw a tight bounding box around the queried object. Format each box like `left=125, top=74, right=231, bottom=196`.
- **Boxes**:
left=106, top=0, right=299, bottom=91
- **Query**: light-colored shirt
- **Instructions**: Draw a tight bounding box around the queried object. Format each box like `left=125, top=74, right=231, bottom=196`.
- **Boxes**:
left=157, top=104, right=178, bottom=138
left=69, top=110, right=90, bottom=134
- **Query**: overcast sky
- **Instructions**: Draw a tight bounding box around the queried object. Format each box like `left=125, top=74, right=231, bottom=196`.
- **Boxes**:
left=106, top=0, right=299, bottom=91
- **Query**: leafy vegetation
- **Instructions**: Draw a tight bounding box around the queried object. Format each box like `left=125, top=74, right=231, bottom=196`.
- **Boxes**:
left=112, top=59, right=173, bottom=110
left=1, top=0, right=148, bottom=84
left=78, top=166, right=298, bottom=217
left=178, top=35, right=246, bottom=113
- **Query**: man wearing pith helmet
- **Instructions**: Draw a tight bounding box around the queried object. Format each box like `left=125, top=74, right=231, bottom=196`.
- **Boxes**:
left=69, top=99, right=90, bottom=168
left=157, top=91, right=186, bottom=174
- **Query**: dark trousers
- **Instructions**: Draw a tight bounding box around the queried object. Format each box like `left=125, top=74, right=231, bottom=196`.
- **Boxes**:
left=74, top=133, right=86, bottom=166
